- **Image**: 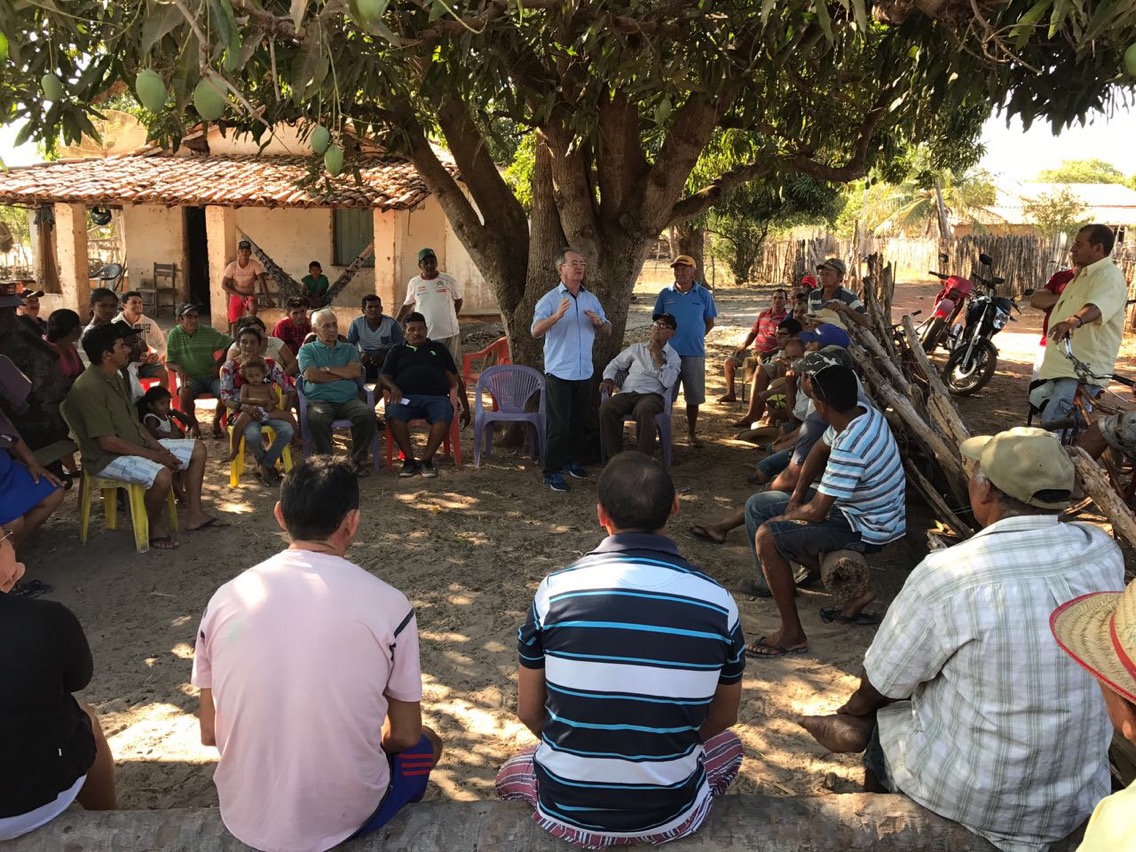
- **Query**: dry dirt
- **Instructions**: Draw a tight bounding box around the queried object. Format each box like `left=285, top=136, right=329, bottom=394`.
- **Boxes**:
left=17, top=276, right=1124, bottom=811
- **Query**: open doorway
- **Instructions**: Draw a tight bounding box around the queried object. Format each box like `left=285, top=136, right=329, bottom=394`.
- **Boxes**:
left=184, top=207, right=209, bottom=311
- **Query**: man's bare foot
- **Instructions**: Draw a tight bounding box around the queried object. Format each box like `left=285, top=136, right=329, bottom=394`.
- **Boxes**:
left=185, top=515, right=231, bottom=531
left=689, top=523, right=727, bottom=544
left=687, top=433, right=702, bottom=448
left=841, top=591, right=877, bottom=620
left=732, top=417, right=755, bottom=428
left=717, top=394, right=736, bottom=403
left=797, top=713, right=874, bottom=753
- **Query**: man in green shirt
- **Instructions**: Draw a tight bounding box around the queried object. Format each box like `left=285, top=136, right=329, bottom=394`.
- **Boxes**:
left=166, top=304, right=233, bottom=438
left=298, top=308, right=376, bottom=475
left=302, top=261, right=331, bottom=309
left=62, top=323, right=225, bottom=549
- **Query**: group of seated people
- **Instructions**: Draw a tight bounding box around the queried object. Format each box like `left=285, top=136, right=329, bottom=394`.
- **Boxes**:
left=4, top=226, right=1136, bottom=849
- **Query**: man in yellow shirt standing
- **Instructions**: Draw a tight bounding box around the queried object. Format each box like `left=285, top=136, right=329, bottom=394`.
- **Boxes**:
left=1051, top=580, right=1136, bottom=851
left=1035, top=223, right=1127, bottom=427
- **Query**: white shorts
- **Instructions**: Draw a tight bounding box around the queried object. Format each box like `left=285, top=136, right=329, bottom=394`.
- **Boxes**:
left=0, top=772, right=85, bottom=841
left=95, top=439, right=198, bottom=488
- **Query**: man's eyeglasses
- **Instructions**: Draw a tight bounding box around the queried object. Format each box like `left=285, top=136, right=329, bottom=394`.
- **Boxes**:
left=652, top=321, right=674, bottom=330
left=565, top=261, right=587, bottom=269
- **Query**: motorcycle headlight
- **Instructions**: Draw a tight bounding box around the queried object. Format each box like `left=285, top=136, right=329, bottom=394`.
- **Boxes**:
left=992, top=314, right=1008, bottom=330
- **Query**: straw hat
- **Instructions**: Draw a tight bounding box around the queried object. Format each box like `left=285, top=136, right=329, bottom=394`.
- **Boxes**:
left=1051, top=581, right=1136, bottom=704
left=805, top=308, right=847, bottom=330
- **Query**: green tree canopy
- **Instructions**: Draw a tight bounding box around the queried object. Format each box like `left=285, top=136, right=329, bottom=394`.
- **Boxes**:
left=1037, top=159, right=1129, bottom=184
left=2, top=0, right=1134, bottom=368
left=1023, top=188, right=1090, bottom=237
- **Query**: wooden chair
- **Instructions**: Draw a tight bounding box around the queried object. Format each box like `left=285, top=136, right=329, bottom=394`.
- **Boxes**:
left=139, top=262, right=178, bottom=317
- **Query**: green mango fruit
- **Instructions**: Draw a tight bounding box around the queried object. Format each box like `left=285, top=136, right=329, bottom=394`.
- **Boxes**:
left=193, top=77, right=227, bottom=121
left=310, top=125, right=331, bottom=154
left=324, top=144, right=344, bottom=176
left=1125, top=43, right=1136, bottom=77
left=41, top=73, right=65, bottom=102
left=135, top=70, right=168, bottom=113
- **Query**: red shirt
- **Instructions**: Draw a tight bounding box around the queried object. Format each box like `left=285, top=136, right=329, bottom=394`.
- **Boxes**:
left=1039, top=269, right=1076, bottom=345
left=272, top=318, right=311, bottom=356
left=750, top=308, right=789, bottom=355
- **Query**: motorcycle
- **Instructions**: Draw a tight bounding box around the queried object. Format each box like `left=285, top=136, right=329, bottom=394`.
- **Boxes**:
left=920, top=252, right=975, bottom=353
left=940, top=252, right=1017, bottom=396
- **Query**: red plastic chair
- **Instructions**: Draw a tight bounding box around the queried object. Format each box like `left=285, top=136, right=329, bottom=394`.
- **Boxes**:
left=462, top=336, right=511, bottom=387
left=384, top=388, right=463, bottom=471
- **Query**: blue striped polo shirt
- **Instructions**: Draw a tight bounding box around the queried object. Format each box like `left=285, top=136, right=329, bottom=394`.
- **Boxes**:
left=517, top=534, right=746, bottom=838
left=818, top=405, right=906, bottom=545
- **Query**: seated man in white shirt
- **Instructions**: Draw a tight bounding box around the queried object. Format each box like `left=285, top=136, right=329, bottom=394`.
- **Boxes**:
left=799, top=427, right=1125, bottom=851
left=113, top=291, right=168, bottom=389
left=599, top=313, right=681, bottom=459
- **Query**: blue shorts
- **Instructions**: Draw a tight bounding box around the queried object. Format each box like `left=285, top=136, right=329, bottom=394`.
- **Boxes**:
left=138, top=362, right=166, bottom=380
left=186, top=376, right=220, bottom=398
left=351, top=733, right=436, bottom=839
left=386, top=395, right=453, bottom=425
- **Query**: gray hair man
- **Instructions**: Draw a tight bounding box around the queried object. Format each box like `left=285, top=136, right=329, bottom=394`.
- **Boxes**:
left=800, top=427, right=1124, bottom=851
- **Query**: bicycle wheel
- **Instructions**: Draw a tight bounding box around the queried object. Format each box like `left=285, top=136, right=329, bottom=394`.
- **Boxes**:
left=942, top=338, right=997, bottom=396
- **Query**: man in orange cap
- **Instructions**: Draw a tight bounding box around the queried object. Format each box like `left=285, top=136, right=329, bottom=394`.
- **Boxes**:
left=653, top=255, right=716, bottom=447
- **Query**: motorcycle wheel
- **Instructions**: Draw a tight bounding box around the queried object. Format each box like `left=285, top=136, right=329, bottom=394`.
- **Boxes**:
left=942, top=338, right=997, bottom=396
left=921, top=317, right=947, bottom=353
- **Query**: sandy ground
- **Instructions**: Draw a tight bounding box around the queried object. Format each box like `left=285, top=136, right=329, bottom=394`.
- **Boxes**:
left=16, top=276, right=1127, bottom=810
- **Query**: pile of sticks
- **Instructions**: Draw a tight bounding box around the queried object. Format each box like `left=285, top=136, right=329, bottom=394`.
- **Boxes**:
left=847, top=256, right=1136, bottom=551
left=846, top=258, right=975, bottom=539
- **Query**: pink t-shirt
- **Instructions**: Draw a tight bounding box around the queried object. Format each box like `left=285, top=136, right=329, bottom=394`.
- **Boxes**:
left=191, top=549, right=423, bottom=852
left=222, top=259, right=264, bottom=295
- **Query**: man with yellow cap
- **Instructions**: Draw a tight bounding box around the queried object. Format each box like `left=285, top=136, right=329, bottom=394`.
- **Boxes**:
left=1052, top=564, right=1136, bottom=849
left=799, top=427, right=1124, bottom=851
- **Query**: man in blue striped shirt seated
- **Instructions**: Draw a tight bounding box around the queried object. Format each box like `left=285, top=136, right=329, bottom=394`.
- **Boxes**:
left=496, top=452, right=746, bottom=848
left=745, top=360, right=905, bottom=658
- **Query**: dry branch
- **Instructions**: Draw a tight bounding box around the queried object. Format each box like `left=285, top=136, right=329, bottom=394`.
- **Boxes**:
left=1070, top=447, right=1136, bottom=551
left=905, top=460, right=975, bottom=539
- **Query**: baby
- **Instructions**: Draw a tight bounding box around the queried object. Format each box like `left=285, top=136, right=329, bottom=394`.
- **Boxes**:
left=227, top=356, right=295, bottom=461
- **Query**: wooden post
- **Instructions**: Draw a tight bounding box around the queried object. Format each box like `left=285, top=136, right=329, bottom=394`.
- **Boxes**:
left=1069, top=447, right=1136, bottom=551
left=819, top=550, right=871, bottom=605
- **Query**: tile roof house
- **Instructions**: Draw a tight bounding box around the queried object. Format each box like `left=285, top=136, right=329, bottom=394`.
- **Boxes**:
left=955, top=182, right=1136, bottom=237
left=0, top=122, right=496, bottom=330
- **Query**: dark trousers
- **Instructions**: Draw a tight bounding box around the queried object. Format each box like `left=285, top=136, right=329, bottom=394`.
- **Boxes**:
left=544, top=374, right=592, bottom=475
left=600, top=392, right=665, bottom=457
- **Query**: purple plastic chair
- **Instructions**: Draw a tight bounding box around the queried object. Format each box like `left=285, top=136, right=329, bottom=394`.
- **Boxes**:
left=473, top=365, right=546, bottom=469
left=297, top=376, right=382, bottom=472
left=599, top=369, right=674, bottom=469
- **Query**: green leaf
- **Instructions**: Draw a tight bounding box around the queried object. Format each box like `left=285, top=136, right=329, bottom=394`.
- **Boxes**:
left=848, top=0, right=868, bottom=30
left=814, top=0, right=833, bottom=42
left=140, top=1, right=185, bottom=54
left=290, top=22, right=329, bottom=103
left=1009, top=0, right=1050, bottom=47
left=760, top=0, right=776, bottom=25
left=0, top=31, right=8, bottom=63
left=290, top=0, right=308, bottom=31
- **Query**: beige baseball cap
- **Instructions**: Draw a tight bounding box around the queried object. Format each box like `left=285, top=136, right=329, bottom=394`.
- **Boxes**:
left=959, top=427, right=1074, bottom=509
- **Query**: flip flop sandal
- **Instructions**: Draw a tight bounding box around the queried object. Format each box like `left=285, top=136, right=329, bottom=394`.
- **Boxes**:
left=688, top=524, right=725, bottom=545
left=188, top=516, right=231, bottom=531
left=744, top=637, right=807, bottom=659
left=819, top=606, right=883, bottom=626
left=148, top=537, right=180, bottom=550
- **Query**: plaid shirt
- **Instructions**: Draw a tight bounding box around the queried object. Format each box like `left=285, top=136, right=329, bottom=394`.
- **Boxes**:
left=865, top=515, right=1124, bottom=852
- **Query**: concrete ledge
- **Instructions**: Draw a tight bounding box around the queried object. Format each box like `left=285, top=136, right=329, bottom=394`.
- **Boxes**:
left=7, top=795, right=1085, bottom=851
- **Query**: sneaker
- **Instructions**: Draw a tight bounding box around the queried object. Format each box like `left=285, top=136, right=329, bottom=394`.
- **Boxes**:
left=420, top=459, right=438, bottom=478
left=544, top=472, right=570, bottom=492
left=563, top=462, right=588, bottom=479
left=400, top=460, right=420, bottom=478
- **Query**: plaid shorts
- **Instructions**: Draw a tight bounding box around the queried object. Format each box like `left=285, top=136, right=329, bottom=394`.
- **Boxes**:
left=96, top=439, right=197, bottom=488
left=495, top=731, right=742, bottom=849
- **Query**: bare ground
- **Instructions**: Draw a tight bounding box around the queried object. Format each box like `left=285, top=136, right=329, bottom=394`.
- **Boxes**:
left=16, top=278, right=1125, bottom=810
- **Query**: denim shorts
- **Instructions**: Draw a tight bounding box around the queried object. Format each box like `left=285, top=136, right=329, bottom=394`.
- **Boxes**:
left=186, top=376, right=220, bottom=398
left=862, top=723, right=894, bottom=791
left=756, top=448, right=792, bottom=479
left=386, top=394, right=453, bottom=425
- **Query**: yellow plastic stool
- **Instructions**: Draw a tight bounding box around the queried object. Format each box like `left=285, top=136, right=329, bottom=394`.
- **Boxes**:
left=78, top=471, right=179, bottom=554
left=229, top=425, right=294, bottom=487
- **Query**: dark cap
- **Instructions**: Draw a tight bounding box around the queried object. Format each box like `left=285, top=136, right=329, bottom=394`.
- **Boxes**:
left=652, top=312, right=678, bottom=330
left=176, top=303, right=201, bottom=318
left=20, top=289, right=45, bottom=300
left=418, top=247, right=437, bottom=262
left=0, top=282, right=23, bottom=309
left=237, top=239, right=252, bottom=250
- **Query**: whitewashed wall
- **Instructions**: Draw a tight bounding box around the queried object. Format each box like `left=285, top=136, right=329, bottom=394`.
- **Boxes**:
left=121, top=205, right=185, bottom=298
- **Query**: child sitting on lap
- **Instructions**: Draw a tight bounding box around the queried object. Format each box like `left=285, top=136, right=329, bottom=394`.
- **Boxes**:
left=137, top=386, right=192, bottom=501
left=228, top=356, right=296, bottom=462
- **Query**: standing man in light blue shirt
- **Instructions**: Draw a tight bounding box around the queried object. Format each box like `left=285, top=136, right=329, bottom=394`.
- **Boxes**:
left=653, top=255, right=717, bottom=447
left=531, top=249, right=611, bottom=492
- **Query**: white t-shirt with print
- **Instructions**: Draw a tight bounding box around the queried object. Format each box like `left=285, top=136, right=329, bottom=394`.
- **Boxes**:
left=403, top=272, right=462, bottom=339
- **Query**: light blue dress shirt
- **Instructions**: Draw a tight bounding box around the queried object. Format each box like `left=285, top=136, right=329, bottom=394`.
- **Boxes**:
left=531, top=283, right=608, bottom=381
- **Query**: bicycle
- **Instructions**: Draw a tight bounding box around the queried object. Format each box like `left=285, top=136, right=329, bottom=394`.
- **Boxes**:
left=1030, top=338, right=1136, bottom=502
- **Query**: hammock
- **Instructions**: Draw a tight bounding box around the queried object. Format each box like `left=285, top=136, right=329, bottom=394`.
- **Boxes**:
left=239, top=232, right=375, bottom=305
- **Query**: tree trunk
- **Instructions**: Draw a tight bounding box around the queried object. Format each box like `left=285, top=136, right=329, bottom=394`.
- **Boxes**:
left=671, top=222, right=707, bottom=284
